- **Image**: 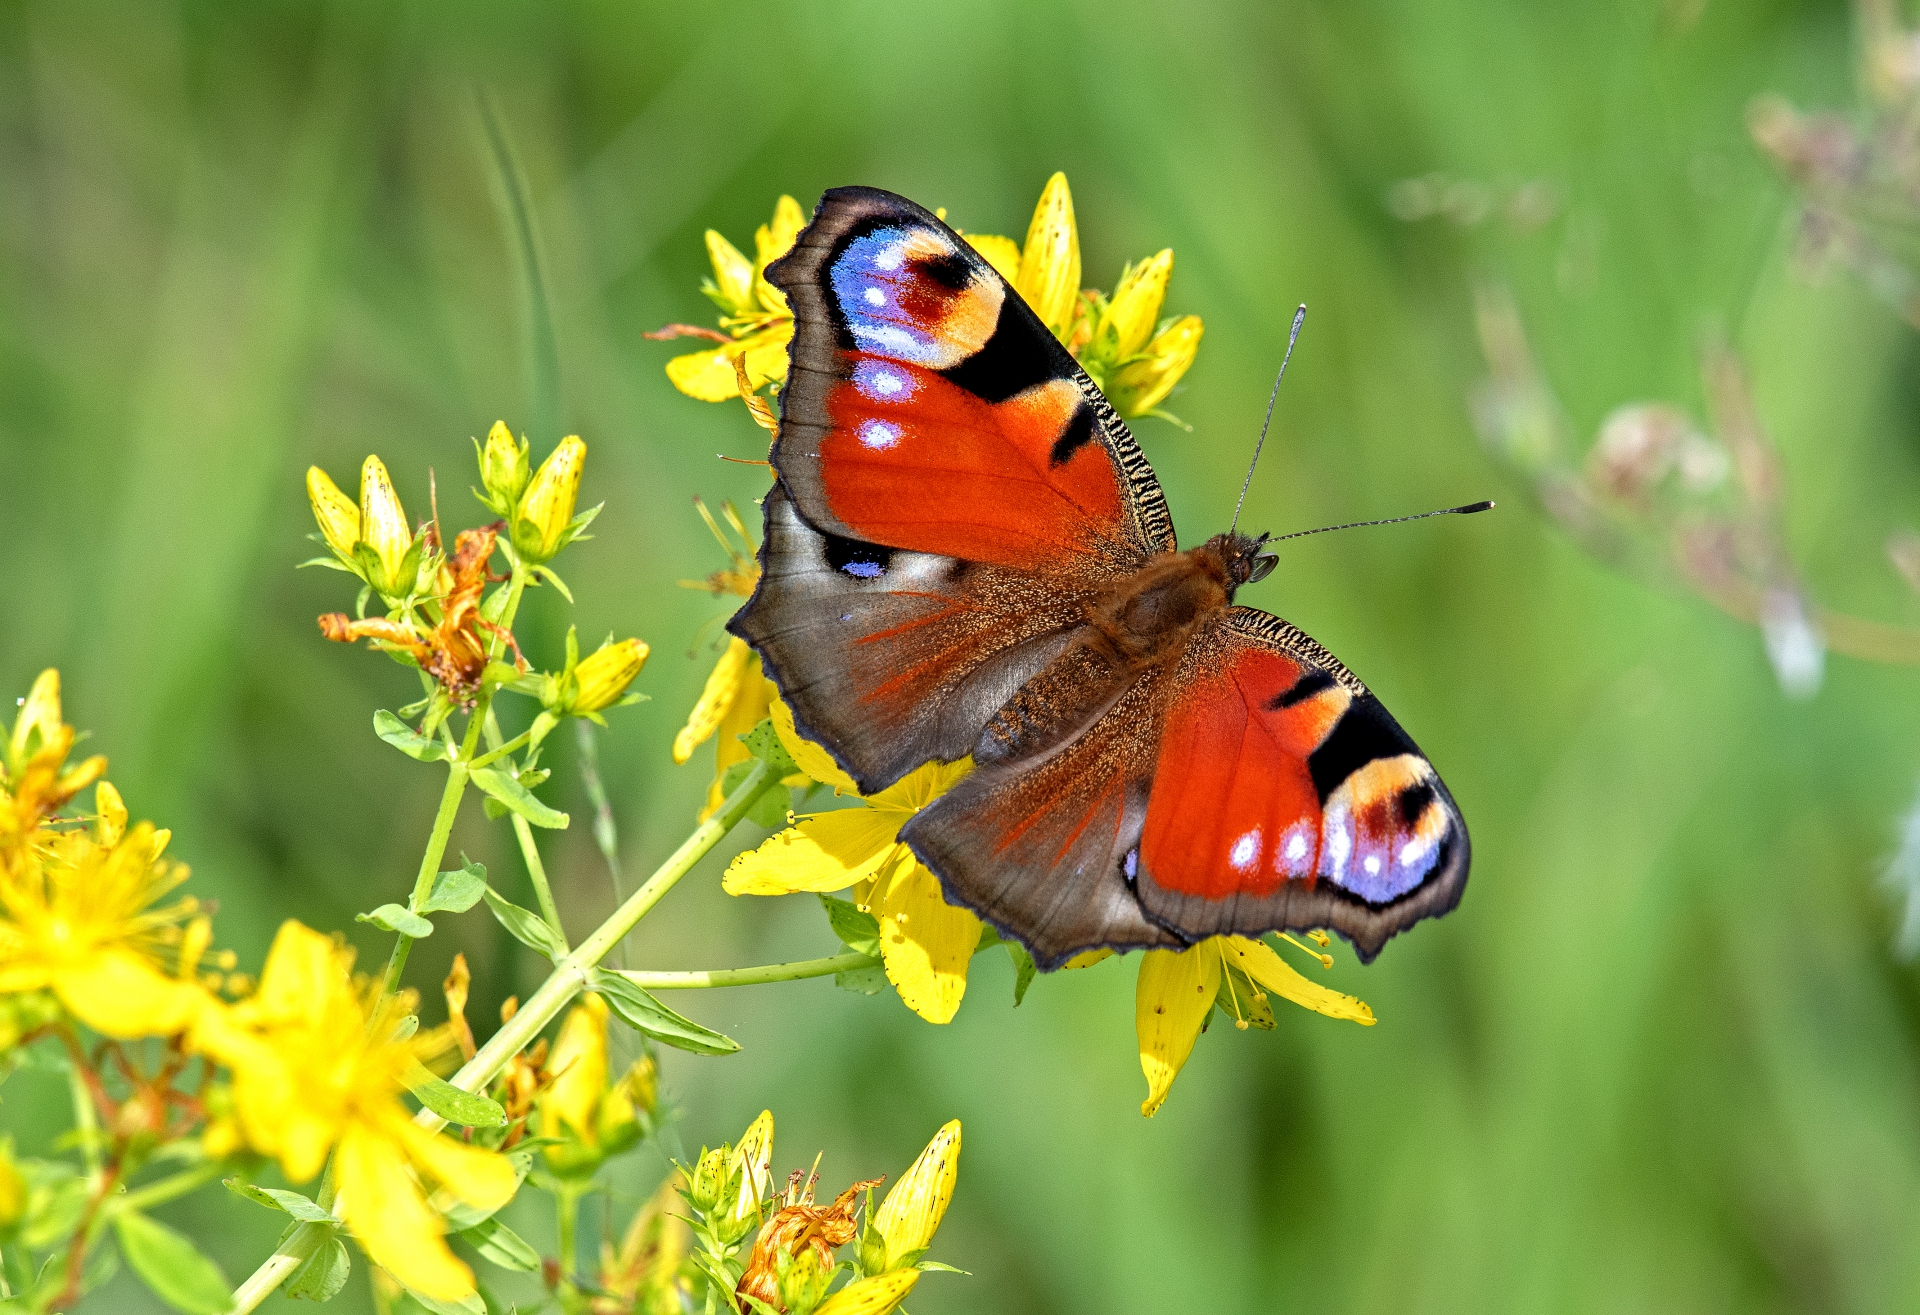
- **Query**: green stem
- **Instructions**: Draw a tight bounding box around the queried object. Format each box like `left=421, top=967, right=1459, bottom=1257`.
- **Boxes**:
left=228, top=756, right=782, bottom=1310
left=617, top=953, right=873, bottom=990
left=555, top=1182, right=581, bottom=1305
left=484, top=708, right=566, bottom=943
left=468, top=726, right=532, bottom=771
left=379, top=756, right=470, bottom=996
left=65, top=1056, right=101, bottom=1180
left=110, top=1161, right=226, bottom=1216
left=379, top=562, right=532, bottom=997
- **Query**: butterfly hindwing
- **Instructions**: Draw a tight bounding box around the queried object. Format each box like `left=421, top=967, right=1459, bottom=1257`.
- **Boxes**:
left=732, top=485, right=1096, bottom=792
left=766, top=186, right=1173, bottom=576
left=900, top=667, right=1186, bottom=968
left=1131, top=608, right=1470, bottom=962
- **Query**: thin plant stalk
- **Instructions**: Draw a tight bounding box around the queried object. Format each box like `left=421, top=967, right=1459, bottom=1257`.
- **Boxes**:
left=617, top=953, right=874, bottom=990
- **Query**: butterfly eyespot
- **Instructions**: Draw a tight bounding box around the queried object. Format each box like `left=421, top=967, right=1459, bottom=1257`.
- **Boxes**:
left=823, top=533, right=893, bottom=581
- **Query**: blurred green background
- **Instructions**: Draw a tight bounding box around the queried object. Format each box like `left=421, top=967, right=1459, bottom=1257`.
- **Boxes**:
left=8, top=0, right=1920, bottom=1310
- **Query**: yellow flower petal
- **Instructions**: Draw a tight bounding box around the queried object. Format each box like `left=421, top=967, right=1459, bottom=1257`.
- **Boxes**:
left=737, top=321, right=795, bottom=393
left=758, top=195, right=806, bottom=268
left=1062, top=948, right=1115, bottom=970
left=10, top=668, right=62, bottom=761
left=666, top=346, right=745, bottom=402
left=1016, top=172, right=1081, bottom=340
left=723, top=807, right=902, bottom=895
left=675, top=638, right=753, bottom=764
left=55, top=949, right=206, bottom=1040
left=253, top=921, right=341, bottom=1025
left=699, top=649, right=772, bottom=821
left=305, top=466, right=360, bottom=560
left=770, top=690, right=859, bottom=794
left=1106, top=314, right=1203, bottom=419
left=94, top=780, right=127, bottom=847
left=964, top=233, right=1021, bottom=284
left=337, top=1123, right=475, bottom=1302
left=815, top=1268, right=919, bottom=1315
left=873, top=1120, right=959, bottom=1267
left=357, top=455, right=414, bottom=596
left=541, top=994, right=610, bottom=1145
left=728, top=1109, right=774, bottom=1225
left=870, top=850, right=981, bottom=1025
left=864, top=758, right=972, bottom=815
left=1222, top=936, right=1375, bottom=1025
left=1093, top=249, right=1173, bottom=364
left=705, top=229, right=755, bottom=316
left=1135, top=943, right=1223, bottom=1117
left=388, top=1115, right=518, bottom=1212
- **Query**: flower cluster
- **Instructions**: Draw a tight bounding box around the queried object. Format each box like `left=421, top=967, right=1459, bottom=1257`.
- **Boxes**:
left=652, top=174, right=1205, bottom=428
left=679, top=1110, right=960, bottom=1315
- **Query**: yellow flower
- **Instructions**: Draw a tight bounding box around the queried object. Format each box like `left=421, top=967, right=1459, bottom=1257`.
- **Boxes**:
left=816, top=1269, right=919, bottom=1315
left=1090, top=249, right=1173, bottom=365
left=0, top=821, right=209, bottom=1040
left=655, top=181, right=1201, bottom=425
left=1104, top=315, right=1205, bottom=421
left=869, top=1119, right=959, bottom=1272
left=1134, top=935, right=1374, bottom=1117
left=726, top=698, right=981, bottom=1025
left=656, top=196, right=807, bottom=411
left=538, top=993, right=651, bottom=1175
left=357, top=455, right=421, bottom=598
left=675, top=498, right=792, bottom=818
left=0, top=1138, right=23, bottom=1229
left=190, top=922, right=517, bottom=1300
left=1015, top=171, right=1082, bottom=340
left=306, top=465, right=361, bottom=562
left=513, top=435, right=587, bottom=564
left=553, top=637, right=651, bottom=720
left=0, top=670, right=107, bottom=847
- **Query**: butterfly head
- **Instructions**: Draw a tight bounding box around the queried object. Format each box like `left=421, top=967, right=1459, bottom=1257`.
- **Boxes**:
left=1206, top=531, right=1278, bottom=597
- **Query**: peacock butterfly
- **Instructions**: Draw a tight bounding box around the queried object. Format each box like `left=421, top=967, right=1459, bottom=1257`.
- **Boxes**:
left=728, top=186, right=1470, bottom=970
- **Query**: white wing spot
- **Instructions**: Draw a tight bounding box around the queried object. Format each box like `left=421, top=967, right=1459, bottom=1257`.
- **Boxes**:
left=864, top=286, right=886, bottom=307
left=1229, top=828, right=1262, bottom=873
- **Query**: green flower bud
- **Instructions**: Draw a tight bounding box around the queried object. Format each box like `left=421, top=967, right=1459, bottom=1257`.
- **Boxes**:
left=687, top=1146, right=730, bottom=1214
left=777, top=1247, right=834, bottom=1315
left=478, top=420, right=532, bottom=515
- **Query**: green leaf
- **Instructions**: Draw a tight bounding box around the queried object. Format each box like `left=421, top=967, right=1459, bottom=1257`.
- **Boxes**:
left=748, top=783, right=792, bottom=829
left=590, top=969, right=740, bottom=1055
left=373, top=710, right=449, bottom=762
left=407, top=1072, right=507, bottom=1128
left=285, top=1235, right=350, bottom=1301
left=421, top=858, right=488, bottom=914
left=398, top=1287, right=486, bottom=1315
left=1006, top=941, right=1038, bottom=1006
left=819, top=896, right=881, bottom=958
left=740, top=718, right=798, bottom=774
left=19, top=1162, right=89, bottom=1249
left=220, top=1179, right=337, bottom=1223
left=458, top=1215, right=540, bottom=1272
left=481, top=796, right=508, bottom=821
left=834, top=964, right=888, bottom=996
left=357, top=904, right=433, bottom=937
left=470, top=765, right=569, bottom=829
left=481, top=888, right=567, bottom=962
left=114, top=1211, right=235, bottom=1315
left=532, top=564, right=575, bottom=603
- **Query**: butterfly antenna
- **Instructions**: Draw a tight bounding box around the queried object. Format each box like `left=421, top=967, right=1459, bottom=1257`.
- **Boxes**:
left=1230, top=304, right=1308, bottom=537
left=1268, top=500, right=1495, bottom=544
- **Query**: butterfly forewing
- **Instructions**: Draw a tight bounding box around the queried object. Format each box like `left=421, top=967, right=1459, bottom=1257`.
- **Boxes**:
left=765, top=186, right=1173, bottom=574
